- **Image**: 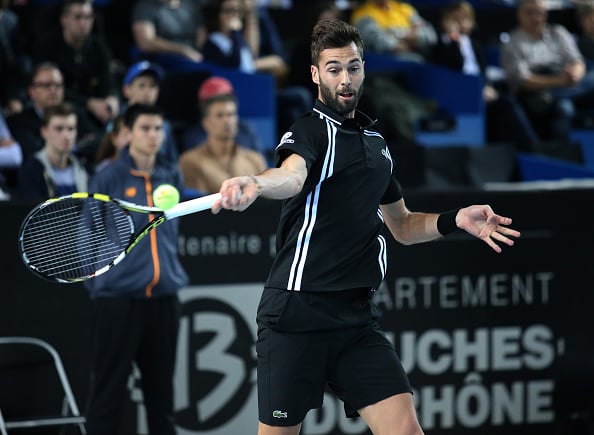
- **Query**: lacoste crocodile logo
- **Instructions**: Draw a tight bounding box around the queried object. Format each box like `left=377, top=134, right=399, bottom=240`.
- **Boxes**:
left=273, top=410, right=288, bottom=418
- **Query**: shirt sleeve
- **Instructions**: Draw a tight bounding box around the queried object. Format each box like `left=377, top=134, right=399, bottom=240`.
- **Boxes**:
left=380, top=176, right=403, bottom=205
left=131, top=0, right=155, bottom=23
left=553, top=25, right=584, bottom=64
left=274, top=118, right=322, bottom=171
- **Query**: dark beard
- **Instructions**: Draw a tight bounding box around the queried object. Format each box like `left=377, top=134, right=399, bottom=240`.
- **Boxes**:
left=319, top=80, right=363, bottom=116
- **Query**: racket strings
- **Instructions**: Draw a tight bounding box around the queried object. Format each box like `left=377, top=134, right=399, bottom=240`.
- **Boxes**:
left=20, top=197, right=133, bottom=281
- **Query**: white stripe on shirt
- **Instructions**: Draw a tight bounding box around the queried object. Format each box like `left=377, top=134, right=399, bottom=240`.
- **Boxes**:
left=287, top=119, right=337, bottom=290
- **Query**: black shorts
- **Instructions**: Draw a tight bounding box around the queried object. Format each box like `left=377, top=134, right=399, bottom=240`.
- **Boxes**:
left=256, top=289, right=412, bottom=426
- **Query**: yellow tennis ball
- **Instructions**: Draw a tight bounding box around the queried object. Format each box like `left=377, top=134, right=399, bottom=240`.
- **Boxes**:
left=153, top=184, right=180, bottom=210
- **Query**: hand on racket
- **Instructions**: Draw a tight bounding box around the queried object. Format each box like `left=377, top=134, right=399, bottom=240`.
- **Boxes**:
left=213, top=175, right=260, bottom=213
left=18, top=192, right=221, bottom=283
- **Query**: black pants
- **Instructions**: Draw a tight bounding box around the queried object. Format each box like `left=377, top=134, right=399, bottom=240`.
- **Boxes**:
left=85, top=295, right=180, bottom=435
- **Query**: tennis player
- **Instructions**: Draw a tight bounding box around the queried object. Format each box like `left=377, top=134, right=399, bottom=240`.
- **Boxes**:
left=214, top=19, right=520, bottom=435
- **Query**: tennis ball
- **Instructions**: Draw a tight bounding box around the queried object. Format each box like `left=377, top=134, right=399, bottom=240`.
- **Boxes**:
left=153, top=184, right=180, bottom=210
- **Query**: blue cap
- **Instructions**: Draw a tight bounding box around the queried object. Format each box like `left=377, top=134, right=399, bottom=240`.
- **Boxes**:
left=123, top=61, right=164, bottom=86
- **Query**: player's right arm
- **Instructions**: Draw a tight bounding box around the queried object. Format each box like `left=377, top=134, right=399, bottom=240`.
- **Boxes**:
left=213, top=153, right=307, bottom=213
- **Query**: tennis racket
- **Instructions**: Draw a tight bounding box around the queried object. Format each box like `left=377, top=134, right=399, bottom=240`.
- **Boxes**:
left=18, top=192, right=221, bottom=283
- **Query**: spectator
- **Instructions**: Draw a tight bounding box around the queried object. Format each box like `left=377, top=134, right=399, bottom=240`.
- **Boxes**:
left=179, top=87, right=268, bottom=195
left=0, top=0, right=30, bottom=114
left=131, top=0, right=206, bottom=64
left=182, top=75, right=265, bottom=154
left=203, top=0, right=312, bottom=137
left=287, top=0, right=345, bottom=95
left=501, top=0, right=594, bottom=143
left=346, top=0, right=440, bottom=147
left=253, top=0, right=288, bottom=79
left=94, top=114, right=129, bottom=172
left=120, top=60, right=179, bottom=164
left=0, top=112, right=23, bottom=195
left=0, top=112, right=22, bottom=170
left=17, top=102, right=89, bottom=200
left=32, top=0, right=119, bottom=129
left=252, top=0, right=313, bottom=137
left=202, top=0, right=259, bottom=73
left=576, top=3, right=594, bottom=67
left=7, top=62, right=99, bottom=163
left=431, top=0, right=539, bottom=149
left=350, top=0, right=437, bottom=62
left=84, top=103, right=187, bottom=435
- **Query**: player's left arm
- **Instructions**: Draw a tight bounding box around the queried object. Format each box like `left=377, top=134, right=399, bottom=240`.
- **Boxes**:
left=380, top=200, right=521, bottom=253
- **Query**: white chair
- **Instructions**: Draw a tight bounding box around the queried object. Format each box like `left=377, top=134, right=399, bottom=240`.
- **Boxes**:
left=0, top=337, right=86, bottom=434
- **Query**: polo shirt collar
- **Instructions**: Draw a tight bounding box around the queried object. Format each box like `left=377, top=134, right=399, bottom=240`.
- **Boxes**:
left=313, top=99, right=377, bottom=130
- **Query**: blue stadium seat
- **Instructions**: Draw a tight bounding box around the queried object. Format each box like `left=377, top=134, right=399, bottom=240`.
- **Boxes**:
left=364, top=53, right=485, bottom=147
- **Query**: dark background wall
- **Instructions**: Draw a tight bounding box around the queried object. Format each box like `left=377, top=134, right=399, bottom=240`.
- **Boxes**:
left=1, top=187, right=593, bottom=434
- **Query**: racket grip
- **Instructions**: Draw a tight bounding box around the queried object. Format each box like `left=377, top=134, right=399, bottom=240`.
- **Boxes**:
left=164, top=193, right=221, bottom=219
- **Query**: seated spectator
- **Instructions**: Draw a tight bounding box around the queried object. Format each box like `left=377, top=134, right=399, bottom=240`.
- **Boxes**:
left=179, top=87, right=268, bottom=195
left=431, top=0, right=539, bottom=149
left=120, top=60, right=179, bottom=164
left=32, top=0, right=119, bottom=129
left=347, top=0, right=441, bottom=147
left=202, top=0, right=259, bottom=73
left=0, top=0, right=30, bottom=115
left=182, top=76, right=265, bottom=154
left=94, top=115, right=129, bottom=172
left=0, top=112, right=22, bottom=170
left=17, top=102, right=90, bottom=200
left=577, top=3, right=594, bottom=68
left=501, top=0, right=594, bottom=143
left=7, top=62, right=100, bottom=163
left=252, top=0, right=313, bottom=137
left=350, top=0, right=437, bottom=62
left=203, top=0, right=312, bottom=137
left=287, top=0, right=345, bottom=96
left=0, top=112, right=23, bottom=195
left=253, top=1, right=287, bottom=79
left=131, top=0, right=206, bottom=64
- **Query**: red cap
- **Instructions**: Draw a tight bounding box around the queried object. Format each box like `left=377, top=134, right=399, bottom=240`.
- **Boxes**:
left=198, top=77, right=234, bottom=103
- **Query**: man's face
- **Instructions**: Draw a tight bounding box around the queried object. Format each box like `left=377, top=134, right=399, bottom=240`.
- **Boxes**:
left=124, top=75, right=160, bottom=105
left=311, top=42, right=365, bottom=117
left=61, top=2, right=94, bottom=44
left=41, top=115, right=77, bottom=154
left=453, top=9, right=474, bottom=35
left=581, top=11, right=594, bottom=38
left=29, top=68, right=64, bottom=110
left=202, top=100, right=239, bottom=142
left=518, top=0, right=547, bottom=36
left=129, top=114, right=164, bottom=157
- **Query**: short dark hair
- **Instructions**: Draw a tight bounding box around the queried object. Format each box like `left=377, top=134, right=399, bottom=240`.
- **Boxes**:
left=201, top=94, right=238, bottom=118
left=124, top=103, right=164, bottom=129
left=30, top=61, right=61, bottom=85
left=310, top=19, right=364, bottom=66
left=42, top=102, right=76, bottom=126
left=577, top=2, right=594, bottom=22
left=62, top=0, right=92, bottom=16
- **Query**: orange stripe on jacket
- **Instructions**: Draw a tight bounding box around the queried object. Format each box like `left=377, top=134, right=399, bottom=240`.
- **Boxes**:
left=130, top=169, right=161, bottom=298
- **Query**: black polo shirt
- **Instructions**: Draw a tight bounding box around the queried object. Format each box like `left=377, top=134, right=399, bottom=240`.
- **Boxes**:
left=265, top=99, right=403, bottom=293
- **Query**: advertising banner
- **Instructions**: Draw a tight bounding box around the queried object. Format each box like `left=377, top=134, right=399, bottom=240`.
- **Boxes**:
left=1, top=188, right=593, bottom=435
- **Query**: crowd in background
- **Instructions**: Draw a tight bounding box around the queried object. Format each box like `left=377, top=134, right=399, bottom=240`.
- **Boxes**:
left=2, top=0, right=594, bottom=200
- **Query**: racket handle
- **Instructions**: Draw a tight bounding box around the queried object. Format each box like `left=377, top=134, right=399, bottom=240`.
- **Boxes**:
left=165, top=193, right=221, bottom=220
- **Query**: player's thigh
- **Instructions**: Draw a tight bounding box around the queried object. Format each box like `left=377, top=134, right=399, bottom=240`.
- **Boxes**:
left=256, top=327, right=328, bottom=426
left=258, top=421, right=302, bottom=435
left=359, top=393, right=423, bottom=435
left=330, top=322, right=412, bottom=416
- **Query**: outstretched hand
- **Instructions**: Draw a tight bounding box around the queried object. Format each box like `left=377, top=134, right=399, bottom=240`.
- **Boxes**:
left=456, top=205, right=521, bottom=253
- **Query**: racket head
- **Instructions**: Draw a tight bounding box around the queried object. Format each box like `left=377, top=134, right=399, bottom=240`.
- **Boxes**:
left=18, top=193, right=135, bottom=283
